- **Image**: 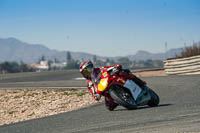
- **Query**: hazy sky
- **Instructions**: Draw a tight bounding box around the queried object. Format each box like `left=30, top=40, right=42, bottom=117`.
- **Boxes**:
left=0, top=0, right=200, bottom=56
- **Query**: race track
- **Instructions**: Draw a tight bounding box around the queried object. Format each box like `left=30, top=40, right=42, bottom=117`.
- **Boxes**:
left=0, top=70, right=86, bottom=88
left=0, top=74, right=200, bottom=133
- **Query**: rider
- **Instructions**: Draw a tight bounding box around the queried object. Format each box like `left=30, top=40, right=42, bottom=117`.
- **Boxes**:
left=79, top=61, right=146, bottom=111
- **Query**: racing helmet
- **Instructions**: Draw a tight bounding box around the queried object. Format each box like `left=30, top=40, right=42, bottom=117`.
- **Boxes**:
left=80, top=61, right=94, bottom=79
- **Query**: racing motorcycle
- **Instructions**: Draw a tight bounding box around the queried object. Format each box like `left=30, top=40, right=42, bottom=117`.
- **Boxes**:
left=91, top=68, right=160, bottom=109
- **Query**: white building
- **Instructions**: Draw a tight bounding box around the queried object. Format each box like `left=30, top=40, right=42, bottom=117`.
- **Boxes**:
left=30, top=61, right=49, bottom=71
left=51, top=62, right=67, bottom=70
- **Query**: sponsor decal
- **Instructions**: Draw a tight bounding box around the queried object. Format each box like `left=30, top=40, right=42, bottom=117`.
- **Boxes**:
left=103, top=72, right=108, bottom=77
left=98, top=78, right=108, bottom=91
left=119, top=78, right=125, bottom=83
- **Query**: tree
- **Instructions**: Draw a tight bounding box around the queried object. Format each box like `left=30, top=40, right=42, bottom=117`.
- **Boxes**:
left=19, top=61, right=29, bottom=72
left=66, top=51, right=72, bottom=63
left=64, top=60, right=79, bottom=70
left=41, top=55, right=46, bottom=61
left=48, top=60, right=53, bottom=71
left=176, top=42, right=200, bottom=58
left=54, top=58, right=60, bottom=63
left=0, top=61, right=35, bottom=73
left=1, top=62, right=20, bottom=73
left=93, top=55, right=97, bottom=63
left=0, top=63, right=2, bottom=73
left=38, top=55, right=46, bottom=63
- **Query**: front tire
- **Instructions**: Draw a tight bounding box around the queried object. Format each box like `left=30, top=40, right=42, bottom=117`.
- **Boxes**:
left=109, top=85, right=137, bottom=110
left=148, top=89, right=159, bottom=107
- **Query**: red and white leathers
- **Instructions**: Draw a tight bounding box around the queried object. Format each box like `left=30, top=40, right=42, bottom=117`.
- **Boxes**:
left=86, top=64, right=122, bottom=95
left=86, top=64, right=122, bottom=111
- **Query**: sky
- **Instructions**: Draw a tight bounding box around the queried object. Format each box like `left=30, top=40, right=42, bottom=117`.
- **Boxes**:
left=0, top=0, right=200, bottom=57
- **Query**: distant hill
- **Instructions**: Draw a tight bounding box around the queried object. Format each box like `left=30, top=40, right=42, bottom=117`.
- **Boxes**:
left=0, top=38, right=98, bottom=63
left=126, top=48, right=182, bottom=61
left=0, top=37, right=182, bottom=63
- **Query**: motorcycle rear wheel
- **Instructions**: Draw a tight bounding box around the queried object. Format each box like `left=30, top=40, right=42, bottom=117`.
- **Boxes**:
left=109, top=85, right=137, bottom=110
left=148, top=89, right=160, bottom=107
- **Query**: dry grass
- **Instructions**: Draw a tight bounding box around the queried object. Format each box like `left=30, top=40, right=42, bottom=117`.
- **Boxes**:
left=176, top=42, right=200, bottom=58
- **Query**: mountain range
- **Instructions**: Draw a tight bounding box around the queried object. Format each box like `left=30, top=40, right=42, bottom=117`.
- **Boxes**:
left=0, top=37, right=182, bottom=63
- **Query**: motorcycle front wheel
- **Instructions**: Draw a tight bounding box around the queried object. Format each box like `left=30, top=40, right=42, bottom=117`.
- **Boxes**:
left=108, top=85, right=137, bottom=110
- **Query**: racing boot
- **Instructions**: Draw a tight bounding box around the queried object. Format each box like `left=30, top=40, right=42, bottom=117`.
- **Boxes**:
left=104, top=97, right=119, bottom=111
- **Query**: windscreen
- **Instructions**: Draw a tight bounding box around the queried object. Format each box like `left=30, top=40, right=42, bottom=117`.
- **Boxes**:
left=91, top=69, right=102, bottom=85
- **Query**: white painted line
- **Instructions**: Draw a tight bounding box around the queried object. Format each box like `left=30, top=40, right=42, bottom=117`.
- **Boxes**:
left=74, top=77, right=85, bottom=80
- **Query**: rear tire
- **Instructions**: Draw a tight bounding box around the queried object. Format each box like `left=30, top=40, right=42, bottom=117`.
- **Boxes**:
left=109, top=85, right=137, bottom=110
left=148, top=89, right=159, bottom=107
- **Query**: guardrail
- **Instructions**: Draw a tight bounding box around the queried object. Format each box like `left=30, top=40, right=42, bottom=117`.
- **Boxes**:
left=164, top=55, right=200, bottom=75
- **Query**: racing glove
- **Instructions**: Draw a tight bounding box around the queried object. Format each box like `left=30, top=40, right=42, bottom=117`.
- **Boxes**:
left=109, top=67, right=121, bottom=75
left=113, top=64, right=122, bottom=75
left=112, top=67, right=120, bottom=74
left=94, top=93, right=101, bottom=101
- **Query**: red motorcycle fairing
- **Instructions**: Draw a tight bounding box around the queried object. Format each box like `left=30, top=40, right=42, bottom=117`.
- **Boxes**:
left=90, top=67, right=159, bottom=109
left=93, top=69, right=135, bottom=98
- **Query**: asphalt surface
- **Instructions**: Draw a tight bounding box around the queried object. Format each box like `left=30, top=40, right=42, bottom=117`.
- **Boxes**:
left=0, top=70, right=81, bottom=82
left=0, top=70, right=86, bottom=88
left=0, top=74, right=200, bottom=133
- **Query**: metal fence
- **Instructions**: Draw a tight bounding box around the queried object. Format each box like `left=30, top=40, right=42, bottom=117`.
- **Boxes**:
left=164, top=55, right=200, bottom=75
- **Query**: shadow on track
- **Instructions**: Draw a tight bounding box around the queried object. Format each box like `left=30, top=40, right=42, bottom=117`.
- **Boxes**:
left=114, top=104, right=173, bottom=111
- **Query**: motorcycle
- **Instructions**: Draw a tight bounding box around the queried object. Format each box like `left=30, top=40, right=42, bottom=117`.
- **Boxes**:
left=91, top=68, right=160, bottom=110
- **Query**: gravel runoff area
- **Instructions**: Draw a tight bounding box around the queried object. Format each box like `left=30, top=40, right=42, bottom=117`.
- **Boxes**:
left=0, top=88, right=104, bottom=126
left=0, top=70, right=166, bottom=126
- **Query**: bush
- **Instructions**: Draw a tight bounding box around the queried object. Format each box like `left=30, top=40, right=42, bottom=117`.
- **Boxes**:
left=64, top=60, right=80, bottom=70
left=0, top=61, right=33, bottom=73
left=176, top=42, right=200, bottom=58
left=0, top=62, right=20, bottom=73
left=76, top=92, right=85, bottom=97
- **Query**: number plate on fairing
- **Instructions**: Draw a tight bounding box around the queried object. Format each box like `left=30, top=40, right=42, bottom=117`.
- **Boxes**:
left=124, top=80, right=142, bottom=100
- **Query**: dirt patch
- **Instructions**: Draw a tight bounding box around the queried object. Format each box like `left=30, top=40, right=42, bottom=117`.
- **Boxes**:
left=133, top=70, right=166, bottom=77
left=0, top=89, right=102, bottom=126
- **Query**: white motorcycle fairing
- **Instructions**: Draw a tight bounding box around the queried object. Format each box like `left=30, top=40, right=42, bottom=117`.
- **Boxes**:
left=123, top=80, right=142, bottom=101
